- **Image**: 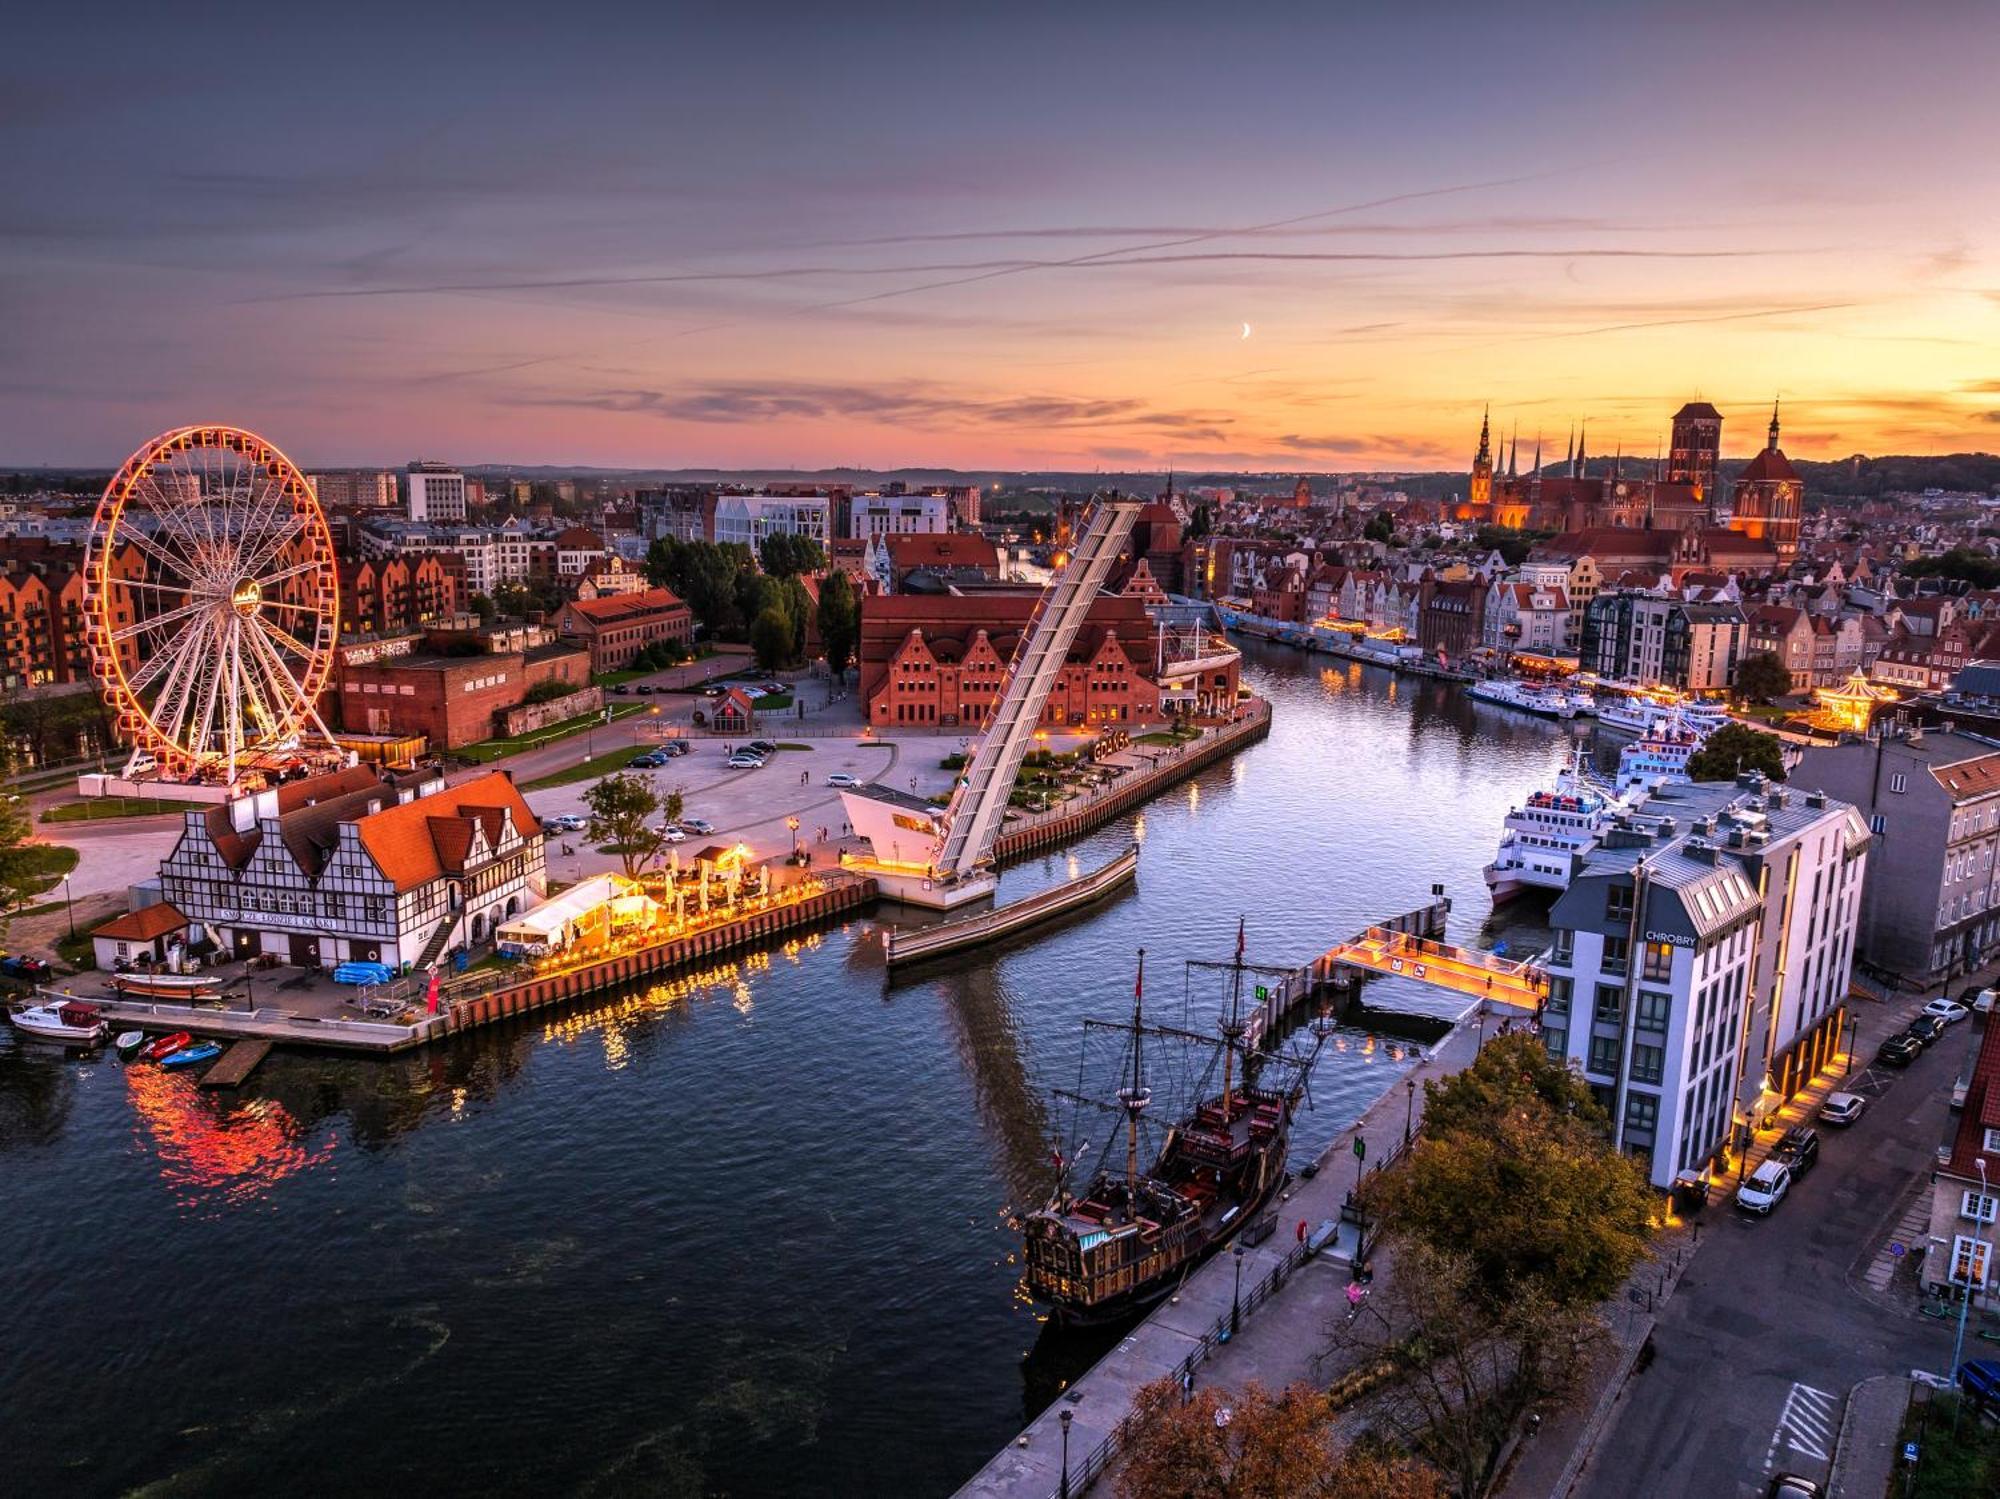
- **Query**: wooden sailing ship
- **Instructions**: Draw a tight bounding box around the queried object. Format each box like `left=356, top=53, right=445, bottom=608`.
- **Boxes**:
left=1021, top=925, right=1322, bottom=1326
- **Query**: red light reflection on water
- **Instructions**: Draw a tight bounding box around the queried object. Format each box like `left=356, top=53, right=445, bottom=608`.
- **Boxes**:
left=126, top=1066, right=335, bottom=1207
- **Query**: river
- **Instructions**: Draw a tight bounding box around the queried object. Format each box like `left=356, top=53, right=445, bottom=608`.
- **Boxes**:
left=1, top=642, right=1582, bottom=1497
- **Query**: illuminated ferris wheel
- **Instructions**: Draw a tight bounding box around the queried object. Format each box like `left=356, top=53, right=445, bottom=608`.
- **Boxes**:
left=83, top=424, right=341, bottom=781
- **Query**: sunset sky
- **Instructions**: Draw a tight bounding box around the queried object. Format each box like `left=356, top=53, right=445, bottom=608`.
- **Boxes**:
left=7, top=1, right=1999, bottom=473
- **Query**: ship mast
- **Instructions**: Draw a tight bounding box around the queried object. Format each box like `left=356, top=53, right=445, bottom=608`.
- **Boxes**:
left=1220, top=918, right=1249, bottom=1113
left=1117, top=948, right=1152, bottom=1196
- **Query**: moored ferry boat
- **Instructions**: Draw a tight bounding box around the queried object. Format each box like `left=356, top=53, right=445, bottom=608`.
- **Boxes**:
left=1484, top=750, right=1618, bottom=902
left=1022, top=932, right=1323, bottom=1327
left=1615, top=724, right=1705, bottom=797
left=1596, top=693, right=1729, bottom=738
left=1467, top=678, right=1576, bottom=720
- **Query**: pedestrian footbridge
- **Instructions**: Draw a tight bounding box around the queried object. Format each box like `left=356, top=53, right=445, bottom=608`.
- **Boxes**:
left=1313, top=925, right=1547, bottom=1012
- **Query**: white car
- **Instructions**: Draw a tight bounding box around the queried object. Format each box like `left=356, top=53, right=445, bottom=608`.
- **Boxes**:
left=1736, top=1159, right=1791, bottom=1215
left=547, top=813, right=588, bottom=833
left=1977, top=988, right=1998, bottom=1016
left=1820, top=1091, right=1867, bottom=1127
left=826, top=772, right=862, bottom=788
left=727, top=753, right=765, bottom=769
left=659, top=824, right=687, bottom=843
left=1923, top=997, right=1971, bottom=1025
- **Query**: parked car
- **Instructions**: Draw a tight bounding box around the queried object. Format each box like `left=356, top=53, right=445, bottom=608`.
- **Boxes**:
left=702, top=685, right=725, bottom=697
left=746, top=740, right=777, bottom=756
left=627, top=753, right=666, bottom=769
left=1736, top=1160, right=1791, bottom=1215
left=727, top=753, right=765, bottom=769
left=611, top=684, right=632, bottom=695
left=660, top=824, right=687, bottom=843
left=1773, top=1126, right=1819, bottom=1177
left=1958, top=1357, right=2000, bottom=1412
left=826, top=772, right=861, bottom=788
left=1819, top=1092, right=1867, bottom=1127
left=663, top=741, right=690, bottom=758
left=1876, top=1034, right=1923, bottom=1067
left=1975, top=988, right=1998, bottom=1015
left=682, top=818, right=714, bottom=835
left=1906, top=1015, right=1947, bottom=1047
left=762, top=681, right=784, bottom=693
left=1923, top=997, right=1971, bottom=1025
left=1766, top=1476, right=1822, bottom=1499
left=546, top=813, right=588, bottom=833
left=0, top=954, right=52, bottom=981
left=636, top=684, right=655, bottom=694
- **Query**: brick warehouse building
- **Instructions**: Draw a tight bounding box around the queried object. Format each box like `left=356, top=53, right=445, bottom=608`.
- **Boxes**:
left=555, top=587, right=693, bottom=673
left=337, top=637, right=592, bottom=749
left=859, top=590, right=1223, bottom=730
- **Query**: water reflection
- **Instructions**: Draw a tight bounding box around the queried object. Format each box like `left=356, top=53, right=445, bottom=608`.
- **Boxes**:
left=125, top=1064, right=336, bottom=1208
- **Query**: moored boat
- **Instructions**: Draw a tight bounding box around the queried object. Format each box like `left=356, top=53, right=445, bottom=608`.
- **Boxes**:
left=1022, top=928, right=1324, bottom=1327
left=9, top=1001, right=111, bottom=1045
left=115, top=1029, right=146, bottom=1057
left=1484, top=748, right=1618, bottom=902
left=138, top=1030, right=194, bottom=1063
left=110, top=971, right=224, bottom=999
left=1467, top=677, right=1576, bottom=720
left=159, top=1041, right=223, bottom=1070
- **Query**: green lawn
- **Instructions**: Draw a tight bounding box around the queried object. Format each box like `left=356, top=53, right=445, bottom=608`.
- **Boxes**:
left=459, top=702, right=651, bottom=763
left=55, top=908, right=118, bottom=969
left=42, top=796, right=188, bottom=823
left=756, top=692, right=794, bottom=711
left=593, top=669, right=649, bottom=687
left=1899, top=1393, right=2000, bottom=1496
left=1135, top=728, right=1199, bottom=747
left=6, top=843, right=80, bottom=903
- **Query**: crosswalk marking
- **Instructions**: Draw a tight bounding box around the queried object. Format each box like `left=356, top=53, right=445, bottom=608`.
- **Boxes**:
left=1765, top=1382, right=1838, bottom=1470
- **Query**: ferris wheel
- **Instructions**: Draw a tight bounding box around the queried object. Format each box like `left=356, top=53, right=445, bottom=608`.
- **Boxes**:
left=84, top=424, right=341, bottom=781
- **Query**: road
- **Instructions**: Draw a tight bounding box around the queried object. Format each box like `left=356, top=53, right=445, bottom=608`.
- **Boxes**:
left=1575, top=997, right=1970, bottom=1499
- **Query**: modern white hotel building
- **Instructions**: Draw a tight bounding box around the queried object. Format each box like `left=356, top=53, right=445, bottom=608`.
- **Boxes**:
left=1540, top=775, right=1870, bottom=1188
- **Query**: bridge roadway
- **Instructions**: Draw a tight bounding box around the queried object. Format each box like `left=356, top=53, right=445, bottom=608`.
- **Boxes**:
left=1319, top=927, right=1547, bottom=1013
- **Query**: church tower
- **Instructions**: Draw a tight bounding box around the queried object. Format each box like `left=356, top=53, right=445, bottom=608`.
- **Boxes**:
left=1469, top=405, right=1493, bottom=510
left=1728, top=399, right=1804, bottom=565
left=1666, top=401, right=1723, bottom=501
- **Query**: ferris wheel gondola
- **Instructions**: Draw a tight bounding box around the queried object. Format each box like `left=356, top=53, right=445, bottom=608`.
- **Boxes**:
left=83, top=424, right=340, bottom=782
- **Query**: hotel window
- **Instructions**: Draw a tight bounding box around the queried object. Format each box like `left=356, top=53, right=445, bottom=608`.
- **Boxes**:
left=1601, top=935, right=1630, bottom=975
left=1595, top=984, right=1625, bottom=1022
left=1950, top=1235, right=1992, bottom=1288
left=1624, top=1093, right=1658, bottom=1133
left=1642, top=941, right=1675, bottom=982
left=1551, top=930, right=1574, bottom=965
left=1962, top=1191, right=2000, bottom=1225
left=1544, top=976, right=1572, bottom=1014
left=1607, top=883, right=1635, bottom=920
left=1635, top=991, right=1671, bottom=1031
left=1630, top=1044, right=1665, bottom=1085
left=1587, top=1035, right=1621, bottom=1077
left=1542, top=1027, right=1567, bottom=1063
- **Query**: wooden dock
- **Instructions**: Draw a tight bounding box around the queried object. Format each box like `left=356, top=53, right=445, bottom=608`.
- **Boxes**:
left=198, top=1038, right=272, bottom=1088
left=884, top=843, right=1139, bottom=968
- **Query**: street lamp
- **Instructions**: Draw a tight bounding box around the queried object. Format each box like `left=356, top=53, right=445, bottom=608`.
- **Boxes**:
left=1404, top=1077, right=1416, bottom=1147
left=60, top=874, right=75, bottom=941
left=1231, top=1243, right=1245, bottom=1335
left=1058, top=1408, right=1073, bottom=1499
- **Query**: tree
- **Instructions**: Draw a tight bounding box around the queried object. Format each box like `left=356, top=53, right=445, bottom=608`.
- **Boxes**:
left=780, top=575, right=815, bottom=661
left=818, top=570, right=859, bottom=678
left=583, top=772, right=661, bottom=878
left=523, top=678, right=572, bottom=705
left=468, top=592, right=498, bottom=624
left=1733, top=651, right=1792, bottom=703
left=647, top=537, right=754, bottom=637
left=1117, top=1376, right=1445, bottom=1499
left=662, top=788, right=684, bottom=829
left=750, top=606, right=794, bottom=671
left=1364, top=511, right=1396, bottom=545
left=0, top=743, right=39, bottom=930
left=1323, top=1243, right=1604, bottom=1499
left=758, top=532, right=826, bottom=578
left=1686, top=722, right=1787, bottom=783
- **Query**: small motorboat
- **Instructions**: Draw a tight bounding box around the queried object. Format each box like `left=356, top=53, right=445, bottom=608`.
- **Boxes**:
left=9, top=1001, right=111, bottom=1045
left=114, top=1030, right=146, bottom=1057
left=158, top=1041, right=223, bottom=1070
left=111, top=971, right=223, bottom=1000
left=138, top=1030, right=194, bottom=1064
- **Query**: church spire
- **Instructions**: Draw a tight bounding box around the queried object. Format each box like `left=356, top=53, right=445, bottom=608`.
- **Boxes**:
left=1532, top=431, right=1542, bottom=476
left=1574, top=419, right=1587, bottom=479
left=1768, top=398, right=1781, bottom=453
left=1613, top=443, right=1622, bottom=481
left=1564, top=426, right=1574, bottom=474
left=1475, top=403, right=1491, bottom=467
left=1508, top=422, right=1518, bottom=478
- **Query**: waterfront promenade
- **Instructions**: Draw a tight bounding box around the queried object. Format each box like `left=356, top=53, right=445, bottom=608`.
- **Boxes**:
left=955, top=1007, right=1488, bottom=1499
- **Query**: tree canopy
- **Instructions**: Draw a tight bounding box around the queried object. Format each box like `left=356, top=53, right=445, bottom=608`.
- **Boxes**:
left=1686, top=722, right=1787, bottom=783
left=646, top=537, right=756, bottom=637
left=1117, top=1376, right=1445, bottom=1499
left=818, top=569, right=860, bottom=677
left=757, top=532, right=826, bottom=578
left=1732, top=651, right=1792, bottom=703
left=583, top=772, right=661, bottom=879
left=750, top=607, right=794, bottom=671
left=1364, top=511, right=1396, bottom=544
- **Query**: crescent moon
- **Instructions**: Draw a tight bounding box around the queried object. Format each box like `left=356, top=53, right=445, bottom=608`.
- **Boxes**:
left=1240, top=322, right=1252, bottom=340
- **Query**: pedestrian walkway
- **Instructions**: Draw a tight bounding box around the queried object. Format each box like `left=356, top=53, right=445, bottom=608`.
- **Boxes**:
left=1827, top=1374, right=1911, bottom=1498
left=1863, top=1186, right=1931, bottom=1295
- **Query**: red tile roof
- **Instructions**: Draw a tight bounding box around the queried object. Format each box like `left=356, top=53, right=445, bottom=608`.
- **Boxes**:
left=1946, top=1016, right=2000, bottom=1175
left=355, top=772, right=539, bottom=892
left=94, top=901, right=189, bottom=942
left=1739, top=447, right=1800, bottom=483
left=884, top=534, right=1000, bottom=572
left=562, top=587, right=688, bottom=626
